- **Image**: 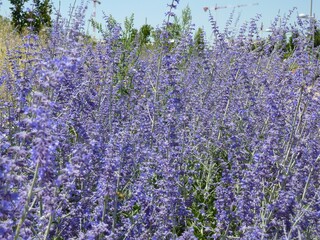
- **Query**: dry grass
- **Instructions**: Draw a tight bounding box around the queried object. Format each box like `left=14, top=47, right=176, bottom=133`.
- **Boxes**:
left=0, top=16, right=16, bottom=102
left=0, top=16, right=49, bottom=69
left=0, top=17, right=11, bottom=101
left=0, top=16, right=50, bottom=103
left=0, top=16, right=20, bottom=70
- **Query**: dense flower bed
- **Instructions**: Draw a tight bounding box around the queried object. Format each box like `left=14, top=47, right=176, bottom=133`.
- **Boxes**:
left=1, top=1, right=320, bottom=239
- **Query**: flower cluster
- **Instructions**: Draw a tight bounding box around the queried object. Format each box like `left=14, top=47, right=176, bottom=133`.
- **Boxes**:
left=1, top=2, right=320, bottom=239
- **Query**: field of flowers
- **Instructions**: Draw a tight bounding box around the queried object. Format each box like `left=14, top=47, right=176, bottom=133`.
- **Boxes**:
left=1, top=1, right=320, bottom=239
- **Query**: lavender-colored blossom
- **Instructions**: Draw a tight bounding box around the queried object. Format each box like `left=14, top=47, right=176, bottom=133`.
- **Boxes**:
left=1, top=1, right=320, bottom=239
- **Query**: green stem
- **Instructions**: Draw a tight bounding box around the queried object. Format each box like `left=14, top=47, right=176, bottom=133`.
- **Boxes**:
left=112, top=171, right=121, bottom=232
left=302, top=155, right=320, bottom=201
left=283, top=86, right=303, bottom=167
left=14, top=160, right=40, bottom=240
left=151, top=53, right=163, bottom=135
left=43, top=212, right=53, bottom=240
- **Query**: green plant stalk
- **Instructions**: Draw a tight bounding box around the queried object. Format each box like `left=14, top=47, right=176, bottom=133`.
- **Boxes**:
left=43, top=212, right=53, bottom=239
left=287, top=203, right=312, bottom=239
left=66, top=0, right=77, bottom=33
left=295, top=102, right=307, bottom=136
left=204, top=159, right=214, bottom=195
left=44, top=187, right=59, bottom=239
left=112, top=170, right=121, bottom=232
left=217, top=69, right=239, bottom=141
left=245, top=56, right=262, bottom=108
left=14, top=159, right=40, bottom=240
left=107, top=79, right=114, bottom=135
left=302, top=155, right=320, bottom=201
left=101, top=195, right=108, bottom=223
left=217, top=92, right=230, bottom=141
left=286, top=100, right=307, bottom=175
left=151, top=52, right=163, bottom=134
left=259, top=182, right=268, bottom=240
left=283, top=85, right=303, bottom=167
left=40, top=196, right=43, bottom=217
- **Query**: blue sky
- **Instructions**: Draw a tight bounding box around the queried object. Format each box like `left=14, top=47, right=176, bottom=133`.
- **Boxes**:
left=0, top=0, right=318, bottom=38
